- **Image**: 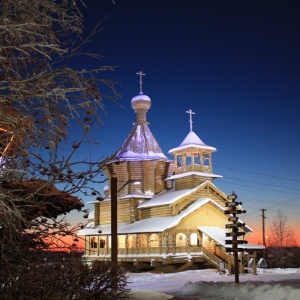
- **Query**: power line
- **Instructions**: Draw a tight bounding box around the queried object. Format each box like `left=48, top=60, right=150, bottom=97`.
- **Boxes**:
left=225, top=176, right=300, bottom=192
left=220, top=180, right=300, bottom=196
left=215, top=164, right=300, bottom=183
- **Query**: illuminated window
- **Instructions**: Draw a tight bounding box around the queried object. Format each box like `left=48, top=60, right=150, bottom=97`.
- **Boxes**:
left=139, top=234, right=148, bottom=248
left=150, top=234, right=159, bottom=247
left=118, top=235, right=126, bottom=248
left=176, top=233, right=187, bottom=247
left=127, top=235, right=136, bottom=248
left=189, top=233, right=199, bottom=246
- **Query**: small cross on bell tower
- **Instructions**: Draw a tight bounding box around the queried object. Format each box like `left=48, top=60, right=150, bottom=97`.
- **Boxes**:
left=136, top=71, right=145, bottom=94
left=186, top=109, right=195, bottom=132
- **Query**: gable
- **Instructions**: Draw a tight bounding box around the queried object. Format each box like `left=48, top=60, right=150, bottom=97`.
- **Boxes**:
left=175, top=201, right=228, bottom=230
left=172, top=181, right=228, bottom=214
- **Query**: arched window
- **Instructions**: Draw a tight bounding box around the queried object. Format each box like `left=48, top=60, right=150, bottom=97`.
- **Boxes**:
left=176, top=233, right=187, bottom=247
left=91, top=237, right=98, bottom=248
left=99, top=238, right=105, bottom=248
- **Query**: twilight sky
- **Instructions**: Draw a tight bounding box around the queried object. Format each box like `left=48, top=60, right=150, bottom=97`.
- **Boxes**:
left=69, top=0, right=300, bottom=244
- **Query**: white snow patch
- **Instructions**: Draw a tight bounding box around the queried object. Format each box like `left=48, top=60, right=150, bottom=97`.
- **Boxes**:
left=127, top=268, right=300, bottom=300
left=169, top=131, right=216, bottom=153
left=166, top=171, right=222, bottom=180
left=131, top=93, right=151, bottom=103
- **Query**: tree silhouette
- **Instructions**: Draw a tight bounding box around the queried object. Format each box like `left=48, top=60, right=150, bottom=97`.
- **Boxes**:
left=0, top=0, right=129, bottom=298
left=267, top=210, right=298, bottom=268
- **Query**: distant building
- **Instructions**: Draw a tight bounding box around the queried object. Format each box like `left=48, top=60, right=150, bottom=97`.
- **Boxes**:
left=78, top=74, right=264, bottom=271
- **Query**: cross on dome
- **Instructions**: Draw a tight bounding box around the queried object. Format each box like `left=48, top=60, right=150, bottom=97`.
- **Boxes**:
left=136, top=71, right=145, bottom=94
left=186, top=109, right=195, bottom=132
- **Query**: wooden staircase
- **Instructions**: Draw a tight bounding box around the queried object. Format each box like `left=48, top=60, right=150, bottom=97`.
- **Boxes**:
left=201, top=246, right=228, bottom=270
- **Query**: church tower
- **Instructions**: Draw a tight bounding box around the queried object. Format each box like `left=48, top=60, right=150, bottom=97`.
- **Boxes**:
left=103, top=72, right=174, bottom=198
left=167, top=109, right=221, bottom=190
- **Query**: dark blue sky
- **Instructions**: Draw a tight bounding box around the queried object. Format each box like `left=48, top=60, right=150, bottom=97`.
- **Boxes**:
left=71, top=0, right=300, bottom=242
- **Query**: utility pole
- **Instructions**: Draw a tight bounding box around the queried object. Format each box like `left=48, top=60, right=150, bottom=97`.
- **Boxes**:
left=260, top=208, right=267, bottom=259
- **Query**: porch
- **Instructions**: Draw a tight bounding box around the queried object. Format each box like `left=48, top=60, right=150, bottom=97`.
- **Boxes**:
left=83, top=244, right=229, bottom=272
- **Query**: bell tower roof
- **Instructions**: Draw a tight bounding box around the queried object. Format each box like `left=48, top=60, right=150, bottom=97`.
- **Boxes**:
left=169, top=130, right=217, bottom=154
left=169, top=109, right=216, bottom=154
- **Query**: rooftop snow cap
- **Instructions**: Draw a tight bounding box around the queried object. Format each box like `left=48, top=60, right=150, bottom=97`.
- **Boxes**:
left=179, top=131, right=216, bottom=151
left=168, top=130, right=216, bottom=154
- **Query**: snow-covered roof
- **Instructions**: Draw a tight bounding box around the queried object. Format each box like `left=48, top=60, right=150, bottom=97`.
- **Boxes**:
left=169, top=131, right=216, bottom=154
left=79, top=195, right=254, bottom=242
left=87, top=193, right=152, bottom=205
left=79, top=198, right=223, bottom=236
left=79, top=197, right=250, bottom=237
left=138, top=181, right=208, bottom=208
left=106, top=87, right=169, bottom=163
left=138, top=181, right=226, bottom=208
left=115, top=123, right=168, bottom=161
left=87, top=191, right=154, bottom=204
left=166, top=171, right=222, bottom=181
left=198, top=226, right=263, bottom=250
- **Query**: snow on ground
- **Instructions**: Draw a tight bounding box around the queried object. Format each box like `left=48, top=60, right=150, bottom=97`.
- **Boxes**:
left=126, top=268, right=300, bottom=300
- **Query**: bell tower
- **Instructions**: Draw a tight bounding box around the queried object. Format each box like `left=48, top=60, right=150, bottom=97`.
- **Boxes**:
left=168, top=109, right=222, bottom=190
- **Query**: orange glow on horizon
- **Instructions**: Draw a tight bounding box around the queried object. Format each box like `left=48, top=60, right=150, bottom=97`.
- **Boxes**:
left=246, top=231, right=300, bottom=247
left=44, top=234, right=85, bottom=252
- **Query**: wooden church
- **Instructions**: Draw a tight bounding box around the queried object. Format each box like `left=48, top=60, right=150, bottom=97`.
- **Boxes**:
left=78, top=73, right=264, bottom=272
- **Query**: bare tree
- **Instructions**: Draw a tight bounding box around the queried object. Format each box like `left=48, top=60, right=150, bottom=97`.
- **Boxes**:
left=0, top=0, right=129, bottom=298
left=268, top=210, right=297, bottom=247
left=267, top=210, right=298, bottom=268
